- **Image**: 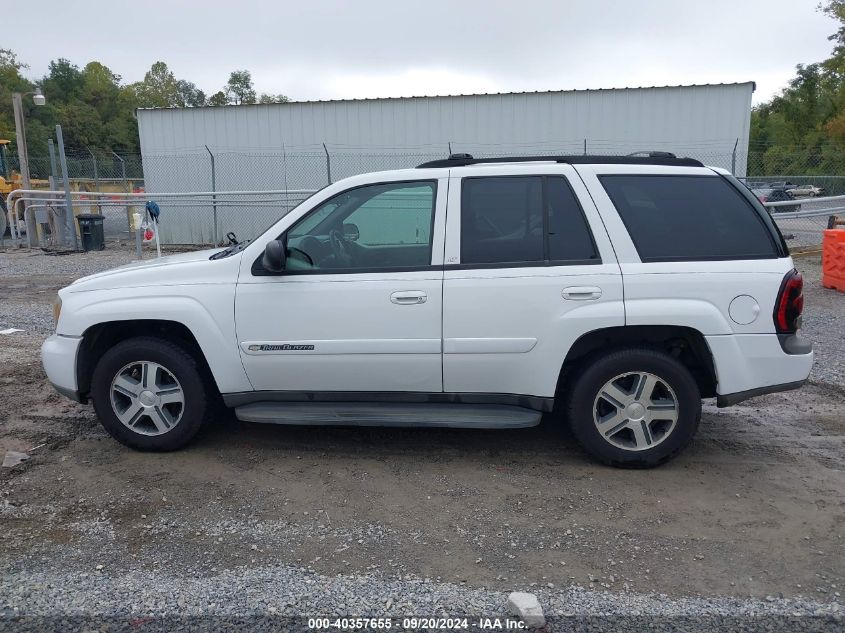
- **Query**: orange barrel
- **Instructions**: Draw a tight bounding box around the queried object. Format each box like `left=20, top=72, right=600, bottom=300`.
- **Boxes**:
left=822, top=228, right=845, bottom=292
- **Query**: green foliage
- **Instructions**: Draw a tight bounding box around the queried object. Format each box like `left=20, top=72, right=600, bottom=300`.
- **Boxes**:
left=225, top=70, right=256, bottom=105
left=258, top=93, right=291, bottom=104
left=207, top=91, right=227, bottom=107
left=750, top=1, right=845, bottom=175
left=0, top=51, right=291, bottom=161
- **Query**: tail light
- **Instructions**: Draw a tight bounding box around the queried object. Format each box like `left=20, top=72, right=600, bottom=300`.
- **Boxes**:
left=773, top=269, right=804, bottom=333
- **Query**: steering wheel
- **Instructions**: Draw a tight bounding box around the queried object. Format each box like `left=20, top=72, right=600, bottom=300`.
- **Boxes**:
left=328, top=229, right=353, bottom=267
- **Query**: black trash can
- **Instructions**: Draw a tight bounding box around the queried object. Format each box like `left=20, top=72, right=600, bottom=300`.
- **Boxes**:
left=76, top=214, right=105, bottom=251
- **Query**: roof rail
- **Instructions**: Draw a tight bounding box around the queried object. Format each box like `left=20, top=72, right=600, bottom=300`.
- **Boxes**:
left=416, top=153, right=704, bottom=168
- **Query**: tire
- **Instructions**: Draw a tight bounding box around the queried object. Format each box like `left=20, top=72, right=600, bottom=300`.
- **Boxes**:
left=566, top=347, right=701, bottom=468
left=90, top=336, right=211, bottom=451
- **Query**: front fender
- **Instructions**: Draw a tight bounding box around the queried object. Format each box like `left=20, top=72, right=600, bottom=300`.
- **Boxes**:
left=58, top=287, right=252, bottom=394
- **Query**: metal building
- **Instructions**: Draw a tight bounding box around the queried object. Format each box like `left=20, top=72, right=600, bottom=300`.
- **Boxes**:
left=137, top=82, right=755, bottom=243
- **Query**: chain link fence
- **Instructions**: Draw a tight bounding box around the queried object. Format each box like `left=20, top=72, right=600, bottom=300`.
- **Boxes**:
left=6, top=143, right=845, bottom=250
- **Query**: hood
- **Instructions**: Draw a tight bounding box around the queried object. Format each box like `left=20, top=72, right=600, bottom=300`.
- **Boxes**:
left=65, top=248, right=241, bottom=293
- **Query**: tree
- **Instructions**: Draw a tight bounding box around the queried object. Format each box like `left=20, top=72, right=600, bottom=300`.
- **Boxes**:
left=0, top=49, right=33, bottom=147
left=132, top=61, right=180, bottom=108
left=258, top=93, right=290, bottom=104
left=225, top=70, right=256, bottom=105
left=748, top=1, right=845, bottom=175
left=176, top=80, right=206, bottom=107
left=207, top=91, right=227, bottom=106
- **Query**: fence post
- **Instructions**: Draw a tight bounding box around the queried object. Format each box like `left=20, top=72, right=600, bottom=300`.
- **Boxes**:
left=731, top=138, right=739, bottom=175
left=56, top=125, right=78, bottom=250
left=112, top=151, right=128, bottom=192
left=47, top=139, right=67, bottom=246
left=111, top=151, right=130, bottom=235
left=323, top=143, right=332, bottom=185
left=88, top=147, right=101, bottom=215
left=584, top=139, right=587, bottom=155
left=205, top=145, right=218, bottom=245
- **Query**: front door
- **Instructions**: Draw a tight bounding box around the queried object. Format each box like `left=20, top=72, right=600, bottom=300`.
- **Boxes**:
left=235, top=178, right=447, bottom=393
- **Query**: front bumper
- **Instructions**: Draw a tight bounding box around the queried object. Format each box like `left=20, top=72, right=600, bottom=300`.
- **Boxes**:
left=41, top=334, right=85, bottom=403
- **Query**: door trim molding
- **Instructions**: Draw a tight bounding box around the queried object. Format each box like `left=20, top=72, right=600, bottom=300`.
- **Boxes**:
left=240, top=339, right=441, bottom=355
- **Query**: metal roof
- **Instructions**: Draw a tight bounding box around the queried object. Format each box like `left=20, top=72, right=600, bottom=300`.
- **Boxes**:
left=137, top=81, right=756, bottom=111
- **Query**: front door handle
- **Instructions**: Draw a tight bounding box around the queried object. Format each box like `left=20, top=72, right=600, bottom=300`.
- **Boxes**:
left=390, top=291, right=427, bottom=305
left=562, top=286, right=602, bottom=301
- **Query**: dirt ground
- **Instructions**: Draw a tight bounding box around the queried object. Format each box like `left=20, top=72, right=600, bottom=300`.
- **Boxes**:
left=1, top=256, right=844, bottom=604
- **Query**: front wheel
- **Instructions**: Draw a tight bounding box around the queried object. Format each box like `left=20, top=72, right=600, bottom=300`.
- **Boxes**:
left=566, top=348, right=701, bottom=468
left=90, top=336, right=211, bottom=451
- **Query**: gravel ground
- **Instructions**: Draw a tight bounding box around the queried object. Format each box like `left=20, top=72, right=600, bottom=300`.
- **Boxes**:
left=1, top=246, right=843, bottom=632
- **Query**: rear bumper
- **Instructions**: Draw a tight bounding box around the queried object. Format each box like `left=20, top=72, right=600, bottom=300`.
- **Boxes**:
left=706, top=333, right=813, bottom=407
left=716, top=379, right=806, bottom=407
left=41, top=334, right=85, bottom=403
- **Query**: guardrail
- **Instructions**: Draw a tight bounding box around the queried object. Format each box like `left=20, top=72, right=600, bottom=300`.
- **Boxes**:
left=763, top=194, right=845, bottom=250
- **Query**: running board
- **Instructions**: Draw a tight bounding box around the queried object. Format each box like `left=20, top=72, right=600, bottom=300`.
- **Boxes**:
left=234, top=402, right=542, bottom=429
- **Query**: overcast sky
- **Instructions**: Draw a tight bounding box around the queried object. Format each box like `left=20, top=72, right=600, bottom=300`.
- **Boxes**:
left=7, top=0, right=836, bottom=105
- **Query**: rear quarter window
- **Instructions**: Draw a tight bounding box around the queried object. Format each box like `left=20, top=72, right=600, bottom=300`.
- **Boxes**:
left=599, top=175, right=780, bottom=262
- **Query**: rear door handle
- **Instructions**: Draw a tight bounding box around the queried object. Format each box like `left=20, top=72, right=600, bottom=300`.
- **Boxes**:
left=562, top=286, right=602, bottom=301
left=390, top=291, right=427, bottom=305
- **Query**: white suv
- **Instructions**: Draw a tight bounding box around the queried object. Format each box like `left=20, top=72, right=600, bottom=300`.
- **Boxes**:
left=41, top=154, right=813, bottom=467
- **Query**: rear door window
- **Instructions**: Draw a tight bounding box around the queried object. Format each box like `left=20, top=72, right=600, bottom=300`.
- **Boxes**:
left=599, top=175, right=780, bottom=262
left=460, top=176, right=599, bottom=266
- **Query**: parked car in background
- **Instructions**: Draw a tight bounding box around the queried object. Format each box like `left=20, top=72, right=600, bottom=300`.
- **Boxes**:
left=787, top=183, right=824, bottom=198
left=752, top=187, right=800, bottom=213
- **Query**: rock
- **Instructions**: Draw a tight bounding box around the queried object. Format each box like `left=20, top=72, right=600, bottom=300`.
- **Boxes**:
left=2, top=451, right=29, bottom=468
left=507, top=591, right=545, bottom=629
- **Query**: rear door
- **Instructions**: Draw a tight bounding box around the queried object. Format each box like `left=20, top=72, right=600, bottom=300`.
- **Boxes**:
left=441, top=164, right=625, bottom=400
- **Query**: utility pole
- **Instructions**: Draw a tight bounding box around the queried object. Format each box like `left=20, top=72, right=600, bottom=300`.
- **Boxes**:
left=48, top=139, right=66, bottom=245
left=56, top=125, right=78, bottom=250
left=12, top=90, right=45, bottom=244
left=12, top=93, right=35, bottom=240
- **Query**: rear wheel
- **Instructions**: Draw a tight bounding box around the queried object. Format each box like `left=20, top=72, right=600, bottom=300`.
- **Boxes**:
left=91, top=336, right=210, bottom=451
left=566, top=348, right=701, bottom=468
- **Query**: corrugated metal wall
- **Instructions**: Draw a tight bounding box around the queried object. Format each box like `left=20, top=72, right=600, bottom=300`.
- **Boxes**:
left=136, top=83, right=754, bottom=243
left=138, top=83, right=753, bottom=155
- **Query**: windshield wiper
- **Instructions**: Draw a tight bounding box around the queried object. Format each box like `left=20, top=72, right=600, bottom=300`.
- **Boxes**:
left=209, top=239, right=251, bottom=260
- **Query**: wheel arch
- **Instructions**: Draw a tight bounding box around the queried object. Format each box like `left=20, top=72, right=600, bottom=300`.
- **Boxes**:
left=77, top=319, right=219, bottom=401
left=556, top=325, right=718, bottom=401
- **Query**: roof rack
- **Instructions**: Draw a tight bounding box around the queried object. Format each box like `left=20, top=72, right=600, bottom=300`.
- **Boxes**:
left=416, top=152, right=704, bottom=169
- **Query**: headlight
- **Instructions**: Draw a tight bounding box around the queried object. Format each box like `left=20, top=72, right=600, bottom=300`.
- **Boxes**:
left=52, top=296, right=62, bottom=326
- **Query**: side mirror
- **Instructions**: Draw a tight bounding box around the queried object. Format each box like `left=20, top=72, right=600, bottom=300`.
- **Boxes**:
left=262, top=239, right=286, bottom=273
left=342, top=222, right=360, bottom=242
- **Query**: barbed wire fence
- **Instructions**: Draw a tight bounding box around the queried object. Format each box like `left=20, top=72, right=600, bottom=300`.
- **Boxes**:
left=5, top=142, right=845, bottom=250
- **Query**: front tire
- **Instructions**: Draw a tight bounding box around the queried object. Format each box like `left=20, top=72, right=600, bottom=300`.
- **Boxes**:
left=90, top=336, right=210, bottom=451
left=566, top=348, right=701, bottom=468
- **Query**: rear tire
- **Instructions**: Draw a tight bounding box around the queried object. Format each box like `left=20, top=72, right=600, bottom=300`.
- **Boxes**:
left=90, top=336, right=210, bottom=451
left=566, top=347, right=701, bottom=468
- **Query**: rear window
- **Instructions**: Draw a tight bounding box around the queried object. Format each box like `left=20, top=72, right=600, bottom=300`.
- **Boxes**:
left=600, top=175, right=780, bottom=262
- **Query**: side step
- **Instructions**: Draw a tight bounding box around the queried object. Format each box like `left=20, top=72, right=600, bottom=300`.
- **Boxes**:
left=234, top=402, right=542, bottom=429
